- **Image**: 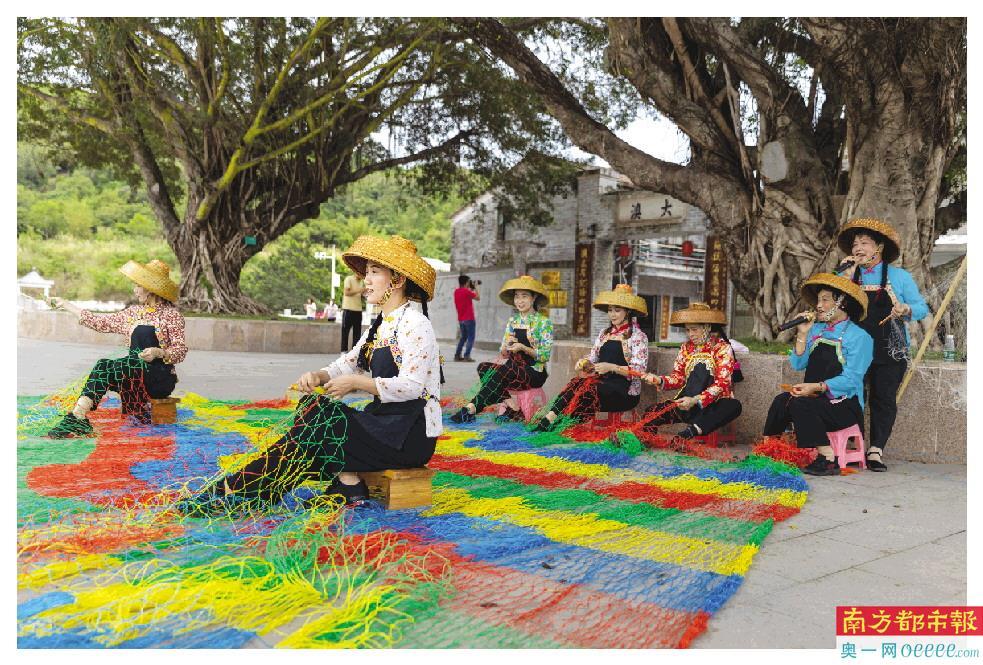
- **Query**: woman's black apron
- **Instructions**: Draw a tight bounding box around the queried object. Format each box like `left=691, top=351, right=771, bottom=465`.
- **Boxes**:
left=512, top=328, right=548, bottom=388
left=853, top=283, right=898, bottom=365
left=803, top=339, right=864, bottom=425
left=344, top=344, right=428, bottom=451
left=131, top=325, right=177, bottom=398
left=596, top=338, right=638, bottom=412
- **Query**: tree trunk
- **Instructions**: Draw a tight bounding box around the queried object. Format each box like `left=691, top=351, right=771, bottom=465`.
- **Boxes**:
left=839, top=84, right=953, bottom=347
left=171, top=201, right=267, bottom=314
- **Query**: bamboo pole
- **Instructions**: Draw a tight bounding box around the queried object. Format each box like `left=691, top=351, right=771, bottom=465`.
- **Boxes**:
left=897, top=254, right=967, bottom=400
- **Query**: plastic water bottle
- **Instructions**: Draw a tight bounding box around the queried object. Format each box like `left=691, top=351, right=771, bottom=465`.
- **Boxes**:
left=943, top=334, right=957, bottom=362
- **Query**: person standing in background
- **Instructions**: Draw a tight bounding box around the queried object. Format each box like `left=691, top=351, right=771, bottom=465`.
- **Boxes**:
left=324, top=300, right=338, bottom=322
left=340, top=273, right=365, bottom=352
left=453, top=274, right=480, bottom=362
left=305, top=297, right=318, bottom=320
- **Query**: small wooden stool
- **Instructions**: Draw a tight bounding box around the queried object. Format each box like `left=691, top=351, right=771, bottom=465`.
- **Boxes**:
left=150, top=397, right=181, bottom=425
left=360, top=468, right=435, bottom=509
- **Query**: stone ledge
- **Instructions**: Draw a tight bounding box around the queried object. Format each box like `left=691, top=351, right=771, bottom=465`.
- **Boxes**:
left=18, top=309, right=351, bottom=355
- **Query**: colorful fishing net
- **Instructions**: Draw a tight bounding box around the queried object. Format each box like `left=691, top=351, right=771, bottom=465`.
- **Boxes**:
left=18, top=389, right=808, bottom=648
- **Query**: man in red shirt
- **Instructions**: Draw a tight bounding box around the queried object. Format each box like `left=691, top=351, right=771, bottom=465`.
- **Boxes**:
left=453, top=274, right=480, bottom=361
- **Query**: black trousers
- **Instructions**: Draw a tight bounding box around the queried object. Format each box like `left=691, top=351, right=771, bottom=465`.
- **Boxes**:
left=641, top=398, right=742, bottom=436
left=763, top=393, right=863, bottom=448
left=865, top=361, right=906, bottom=451
left=340, top=309, right=363, bottom=352
left=81, top=355, right=176, bottom=414
left=222, top=396, right=435, bottom=502
left=550, top=376, right=640, bottom=419
left=472, top=359, right=547, bottom=411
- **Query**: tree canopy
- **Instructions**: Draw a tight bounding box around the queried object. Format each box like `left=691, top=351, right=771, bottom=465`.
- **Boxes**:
left=460, top=17, right=966, bottom=337
left=18, top=17, right=574, bottom=312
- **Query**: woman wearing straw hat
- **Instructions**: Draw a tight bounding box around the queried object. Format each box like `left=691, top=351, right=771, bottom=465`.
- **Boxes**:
left=450, top=275, right=554, bottom=424
left=834, top=218, right=928, bottom=471
left=180, top=235, right=442, bottom=511
left=763, top=273, right=874, bottom=476
left=635, top=302, right=743, bottom=441
left=46, top=259, right=187, bottom=438
left=533, top=284, right=649, bottom=432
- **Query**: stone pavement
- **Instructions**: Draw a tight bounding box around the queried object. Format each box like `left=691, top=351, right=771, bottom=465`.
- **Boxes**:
left=17, top=337, right=968, bottom=648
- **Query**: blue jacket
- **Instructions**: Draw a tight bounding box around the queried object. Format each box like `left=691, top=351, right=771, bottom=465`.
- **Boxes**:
left=789, top=318, right=874, bottom=409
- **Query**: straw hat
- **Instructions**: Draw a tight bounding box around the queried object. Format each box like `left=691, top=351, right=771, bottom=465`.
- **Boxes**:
left=593, top=284, right=648, bottom=316
left=837, top=218, right=902, bottom=264
left=341, top=235, right=436, bottom=302
left=669, top=302, right=726, bottom=327
left=119, top=259, right=179, bottom=303
left=498, top=275, right=549, bottom=309
left=800, top=273, right=869, bottom=321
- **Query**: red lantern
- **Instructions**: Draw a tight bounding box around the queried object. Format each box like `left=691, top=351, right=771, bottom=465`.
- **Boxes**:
left=681, top=240, right=694, bottom=257
left=617, top=243, right=632, bottom=258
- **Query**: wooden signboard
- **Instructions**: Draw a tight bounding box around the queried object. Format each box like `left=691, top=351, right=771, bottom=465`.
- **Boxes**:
left=703, top=235, right=728, bottom=313
left=572, top=243, right=594, bottom=336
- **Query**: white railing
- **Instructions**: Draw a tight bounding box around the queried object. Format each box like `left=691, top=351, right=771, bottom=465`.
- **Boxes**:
left=635, top=242, right=706, bottom=272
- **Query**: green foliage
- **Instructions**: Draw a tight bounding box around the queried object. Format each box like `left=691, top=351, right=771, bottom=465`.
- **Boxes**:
left=242, top=170, right=464, bottom=312
left=17, top=143, right=176, bottom=300
left=18, top=229, right=176, bottom=301
left=18, top=145, right=461, bottom=308
left=735, top=337, right=791, bottom=355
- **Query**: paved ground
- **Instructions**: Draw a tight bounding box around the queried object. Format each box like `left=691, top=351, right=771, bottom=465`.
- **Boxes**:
left=17, top=337, right=968, bottom=648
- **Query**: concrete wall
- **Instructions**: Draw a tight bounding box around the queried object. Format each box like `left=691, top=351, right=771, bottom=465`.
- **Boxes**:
left=18, top=309, right=367, bottom=355
left=542, top=341, right=966, bottom=464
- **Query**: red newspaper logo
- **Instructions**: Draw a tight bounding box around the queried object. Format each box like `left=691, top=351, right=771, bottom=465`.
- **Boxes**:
left=837, top=606, right=982, bottom=636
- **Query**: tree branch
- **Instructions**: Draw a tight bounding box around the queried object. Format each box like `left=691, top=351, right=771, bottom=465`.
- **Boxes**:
left=342, top=130, right=473, bottom=184
left=456, top=17, right=745, bottom=214
left=17, top=84, right=115, bottom=135
left=684, top=17, right=811, bottom=129
left=604, top=18, right=725, bottom=152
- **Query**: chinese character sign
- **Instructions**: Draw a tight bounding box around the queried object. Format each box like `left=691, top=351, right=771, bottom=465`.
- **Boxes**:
left=573, top=243, right=594, bottom=336
left=703, top=234, right=728, bottom=312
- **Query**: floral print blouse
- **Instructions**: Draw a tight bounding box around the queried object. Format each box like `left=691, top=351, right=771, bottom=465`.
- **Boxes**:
left=79, top=303, right=188, bottom=365
left=587, top=323, right=649, bottom=395
left=322, top=302, right=443, bottom=438
left=641, top=336, right=736, bottom=408
left=501, top=311, right=554, bottom=372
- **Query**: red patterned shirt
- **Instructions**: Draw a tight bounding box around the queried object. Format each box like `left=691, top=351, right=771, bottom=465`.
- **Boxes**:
left=79, top=303, right=188, bottom=365
left=642, top=336, right=736, bottom=408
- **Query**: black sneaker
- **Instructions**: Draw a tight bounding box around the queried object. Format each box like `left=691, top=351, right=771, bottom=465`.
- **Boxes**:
left=46, top=413, right=95, bottom=439
left=450, top=407, right=476, bottom=424
left=462, top=357, right=475, bottom=362
left=495, top=407, right=524, bottom=424
left=803, top=455, right=840, bottom=476
left=866, top=456, right=887, bottom=472
left=326, top=478, right=369, bottom=505
left=453, top=355, right=462, bottom=362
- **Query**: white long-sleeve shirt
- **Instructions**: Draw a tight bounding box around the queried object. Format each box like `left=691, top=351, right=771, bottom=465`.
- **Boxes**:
left=321, top=302, right=443, bottom=437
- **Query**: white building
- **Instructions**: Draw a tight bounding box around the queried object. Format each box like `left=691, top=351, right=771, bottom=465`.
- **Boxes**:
left=434, top=167, right=729, bottom=347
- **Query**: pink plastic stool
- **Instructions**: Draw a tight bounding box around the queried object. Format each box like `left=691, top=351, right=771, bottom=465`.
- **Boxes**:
left=499, top=387, right=547, bottom=421
left=827, top=424, right=867, bottom=470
